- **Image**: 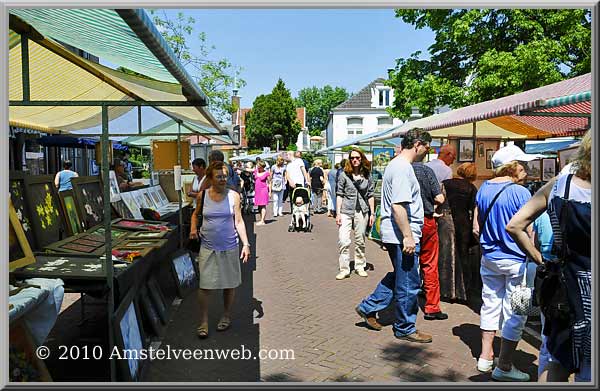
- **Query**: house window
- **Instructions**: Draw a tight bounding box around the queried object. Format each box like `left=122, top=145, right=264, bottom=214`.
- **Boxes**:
left=347, top=117, right=363, bottom=136
left=378, top=89, right=390, bottom=107
left=377, top=116, right=393, bottom=131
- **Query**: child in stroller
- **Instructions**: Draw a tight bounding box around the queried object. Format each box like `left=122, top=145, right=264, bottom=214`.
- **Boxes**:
left=288, top=186, right=312, bottom=232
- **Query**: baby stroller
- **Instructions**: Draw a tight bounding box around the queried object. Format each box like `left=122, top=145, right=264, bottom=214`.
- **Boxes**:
left=288, top=186, right=312, bottom=232
left=240, top=170, right=255, bottom=215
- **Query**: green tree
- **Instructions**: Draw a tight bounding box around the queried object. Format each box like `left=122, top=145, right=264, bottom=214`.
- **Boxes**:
left=246, top=79, right=301, bottom=149
left=148, top=10, right=246, bottom=121
left=294, top=86, right=349, bottom=136
left=388, top=9, right=591, bottom=118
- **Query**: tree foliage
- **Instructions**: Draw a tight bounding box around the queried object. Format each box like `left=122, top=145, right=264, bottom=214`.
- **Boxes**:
left=387, top=9, right=591, bottom=118
left=148, top=10, right=246, bottom=121
left=246, top=79, right=301, bottom=149
left=294, top=86, right=350, bottom=136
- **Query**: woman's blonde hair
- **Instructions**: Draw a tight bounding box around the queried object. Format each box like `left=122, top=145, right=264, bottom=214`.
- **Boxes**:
left=572, top=129, right=591, bottom=181
left=313, top=159, right=322, bottom=167
left=457, top=162, right=477, bottom=182
left=493, top=161, right=521, bottom=179
left=276, top=155, right=284, bottom=166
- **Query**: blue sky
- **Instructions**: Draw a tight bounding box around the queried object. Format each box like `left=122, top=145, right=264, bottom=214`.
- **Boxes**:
left=79, top=8, right=435, bottom=135
left=159, top=8, right=435, bottom=107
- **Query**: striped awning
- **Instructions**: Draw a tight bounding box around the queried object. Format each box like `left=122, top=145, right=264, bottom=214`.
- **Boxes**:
left=386, top=74, right=591, bottom=140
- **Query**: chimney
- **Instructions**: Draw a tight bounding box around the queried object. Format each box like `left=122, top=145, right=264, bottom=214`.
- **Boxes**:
left=231, top=80, right=240, bottom=126
left=408, top=106, right=423, bottom=122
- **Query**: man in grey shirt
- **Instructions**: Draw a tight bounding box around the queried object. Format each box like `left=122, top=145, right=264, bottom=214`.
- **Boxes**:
left=426, top=144, right=456, bottom=183
left=355, top=128, right=434, bottom=343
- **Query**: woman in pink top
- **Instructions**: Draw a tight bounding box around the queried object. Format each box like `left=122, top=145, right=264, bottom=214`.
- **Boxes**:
left=253, top=160, right=271, bottom=225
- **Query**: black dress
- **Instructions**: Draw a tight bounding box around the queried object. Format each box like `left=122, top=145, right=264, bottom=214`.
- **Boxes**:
left=439, top=178, right=480, bottom=302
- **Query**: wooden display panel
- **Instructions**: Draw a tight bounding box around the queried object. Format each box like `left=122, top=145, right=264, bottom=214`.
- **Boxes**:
left=152, top=140, right=190, bottom=170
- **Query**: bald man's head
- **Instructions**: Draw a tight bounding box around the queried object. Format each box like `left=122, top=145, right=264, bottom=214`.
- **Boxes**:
left=438, top=144, right=456, bottom=165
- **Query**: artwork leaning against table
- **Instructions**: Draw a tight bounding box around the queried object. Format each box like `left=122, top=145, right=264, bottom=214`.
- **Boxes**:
left=170, top=250, right=199, bottom=298
left=23, top=175, right=64, bottom=249
left=120, top=192, right=143, bottom=219
left=9, top=200, right=36, bottom=271
left=71, top=177, right=104, bottom=230
left=112, top=199, right=135, bottom=219
left=9, top=172, right=36, bottom=249
left=112, top=290, right=146, bottom=381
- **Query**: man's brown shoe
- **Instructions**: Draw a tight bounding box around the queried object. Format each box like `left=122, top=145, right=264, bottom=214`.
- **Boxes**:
left=355, top=306, right=383, bottom=331
left=395, top=330, right=432, bottom=343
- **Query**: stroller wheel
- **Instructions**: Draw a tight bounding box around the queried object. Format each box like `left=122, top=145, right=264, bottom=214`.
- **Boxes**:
left=288, top=225, right=294, bottom=232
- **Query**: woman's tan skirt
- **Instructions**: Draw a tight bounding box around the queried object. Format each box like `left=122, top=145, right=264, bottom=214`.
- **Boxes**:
left=197, top=246, right=241, bottom=289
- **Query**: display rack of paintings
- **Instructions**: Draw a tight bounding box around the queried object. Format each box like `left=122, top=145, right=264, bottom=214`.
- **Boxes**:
left=119, top=192, right=144, bottom=219
left=23, top=175, right=65, bottom=249
left=9, top=200, right=36, bottom=271
left=120, top=239, right=168, bottom=249
left=146, top=277, right=169, bottom=325
left=71, top=176, right=105, bottom=230
left=137, top=284, right=165, bottom=338
left=111, top=218, right=169, bottom=232
left=112, top=199, right=135, bottom=219
left=112, top=288, right=146, bottom=381
left=170, top=250, right=199, bottom=298
left=11, top=254, right=106, bottom=280
left=58, top=190, right=84, bottom=236
left=9, top=172, right=36, bottom=250
left=44, top=233, right=107, bottom=256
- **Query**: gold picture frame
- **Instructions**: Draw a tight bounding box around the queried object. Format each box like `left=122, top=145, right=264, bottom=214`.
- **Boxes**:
left=9, top=200, right=36, bottom=271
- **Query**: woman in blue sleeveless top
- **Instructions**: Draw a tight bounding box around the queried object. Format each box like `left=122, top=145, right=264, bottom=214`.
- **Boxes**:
left=54, top=160, right=79, bottom=192
left=190, top=161, right=251, bottom=339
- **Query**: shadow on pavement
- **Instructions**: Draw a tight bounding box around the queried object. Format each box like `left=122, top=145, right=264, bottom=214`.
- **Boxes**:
left=380, top=343, right=462, bottom=382
left=142, top=213, right=262, bottom=381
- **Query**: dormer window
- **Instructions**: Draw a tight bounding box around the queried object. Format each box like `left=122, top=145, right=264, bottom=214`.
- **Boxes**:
left=378, top=89, right=390, bottom=107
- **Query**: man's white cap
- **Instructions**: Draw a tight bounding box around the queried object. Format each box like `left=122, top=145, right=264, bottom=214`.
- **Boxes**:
left=491, top=145, right=544, bottom=169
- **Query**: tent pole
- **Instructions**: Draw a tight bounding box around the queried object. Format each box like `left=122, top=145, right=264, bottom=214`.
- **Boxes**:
left=138, top=106, right=142, bottom=135
left=20, top=34, right=30, bottom=101
left=177, top=122, right=183, bottom=249
left=101, top=105, right=116, bottom=382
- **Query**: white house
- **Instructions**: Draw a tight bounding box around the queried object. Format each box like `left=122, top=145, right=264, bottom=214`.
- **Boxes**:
left=325, top=78, right=403, bottom=155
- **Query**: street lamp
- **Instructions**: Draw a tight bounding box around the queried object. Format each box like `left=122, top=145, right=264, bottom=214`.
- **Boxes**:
left=274, top=134, right=282, bottom=152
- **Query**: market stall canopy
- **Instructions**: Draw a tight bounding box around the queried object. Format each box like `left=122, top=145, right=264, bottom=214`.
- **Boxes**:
left=315, top=123, right=406, bottom=154
left=9, top=9, right=233, bottom=141
left=382, top=73, right=591, bottom=141
left=120, top=119, right=232, bottom=147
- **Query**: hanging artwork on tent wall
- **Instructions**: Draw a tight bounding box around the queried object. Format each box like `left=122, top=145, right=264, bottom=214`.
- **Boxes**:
left=23, top=175, right=64, bottom=249
left=58, top=190, right=83, bottom=236
left=9, top=172, right=36, bottom=249
left=542, top=159, right=556, bottom=181
left=9, top=200, right=35, bottom=271
left=71, top=176, right=104, bottom=230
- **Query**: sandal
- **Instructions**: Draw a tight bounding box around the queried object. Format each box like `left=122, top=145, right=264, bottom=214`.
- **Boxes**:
left=196, top=324, right=209, bottom=339
left=217, top=317, right=231, bottom=332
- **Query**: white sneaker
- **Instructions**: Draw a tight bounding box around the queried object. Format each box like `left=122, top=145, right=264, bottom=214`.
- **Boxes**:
left=477, top=357, right=494, bottom=373
left=336, top=271, right=350, bottom=280
left=355, top=269, right=368, bottom=277
left=491, top=365, right=530, bottom=382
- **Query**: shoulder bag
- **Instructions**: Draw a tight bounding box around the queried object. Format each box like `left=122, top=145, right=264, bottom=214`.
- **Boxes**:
left=187, top=190, right=206, bottom=253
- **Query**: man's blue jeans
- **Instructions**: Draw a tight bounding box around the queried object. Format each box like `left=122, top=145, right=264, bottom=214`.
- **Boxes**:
left=358, top=242, right=421, bottom=337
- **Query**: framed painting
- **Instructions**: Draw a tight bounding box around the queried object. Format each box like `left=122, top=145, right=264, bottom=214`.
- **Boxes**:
left=111, top=218, right=169, bottom=232
left=112, top=288, right=146, bottom=381
left=71, top=176, right=105, bottom=230
left=112, top=199, right=135, bottom=219
left=120, top=192, right=143, bottom=219
left=147, top=278, right=169, bottom=325
left=137, top=284, right=164, bottom=337
left=458, top=138, right=475, bottom=162
left=523, top=159, right=542, bottom=180
left=85, top=224, right=131, bottom=242
left=148, top=187, right=164, bottom=209
left=120, top=239, right=168, bottom=249
left=542, top=159, right=557, bottom=181
left=485, top=149, right=495, bottom=169
left=44, top=233, right=107, bottom=256
left=170, top=250, right=199, bottom=298
left=128, top=189, right=151, bottom=209
left=9, top=200, right=36, bottom=271
left=557, top=146, right=578, bottom=170
left=127, top=231, right=168, bottom=239
left=12, top=254, right=106, bottom=281
left=23, top=175, right=65, bottom=249
left=372, top=147, right=395, bottom=170
left=9, top=320, right=52, bottom=382
left=9, top=172, right=36, bottom=250
left=155, top=186, right=170, bottom=206
left=58, top=190, right=84, bottom=236
left=477, top=142, right=485, bottom=158
left=108, top=170, right=121, bottom=202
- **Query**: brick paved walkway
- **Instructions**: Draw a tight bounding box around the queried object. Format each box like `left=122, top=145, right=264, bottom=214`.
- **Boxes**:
left=143, top=210, right=541, bottom=382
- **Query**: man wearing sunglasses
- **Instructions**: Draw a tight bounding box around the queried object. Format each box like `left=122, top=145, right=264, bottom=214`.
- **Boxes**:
left=356, top=128, right=433, bottom=343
